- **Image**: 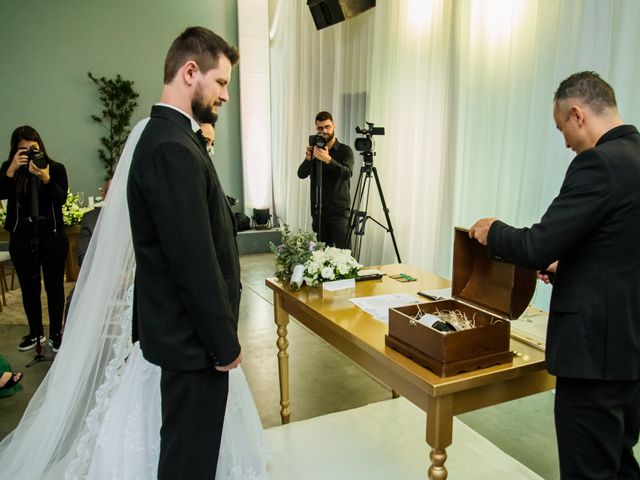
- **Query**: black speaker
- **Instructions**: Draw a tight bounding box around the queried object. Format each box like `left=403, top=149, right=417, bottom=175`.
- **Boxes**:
left=307, top=0, right=376, bottom=31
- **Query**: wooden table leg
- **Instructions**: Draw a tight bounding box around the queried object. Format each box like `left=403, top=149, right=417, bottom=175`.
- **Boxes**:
left=274, top=292, right=291, bottom=424
left=426, top=395, right=453, bottom=479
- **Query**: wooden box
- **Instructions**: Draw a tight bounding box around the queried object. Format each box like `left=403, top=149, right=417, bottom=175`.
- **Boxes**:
left=385, top=228, right=536, bottom=377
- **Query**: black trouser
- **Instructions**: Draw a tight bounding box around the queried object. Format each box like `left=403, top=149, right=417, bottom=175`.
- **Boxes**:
left=158, top=367, right=229, bottom=480
left=555, top=376, right=640, bottom=479
left=9, top=220, right=68, bottom=339
left=313, top=214, right=350, bottom=249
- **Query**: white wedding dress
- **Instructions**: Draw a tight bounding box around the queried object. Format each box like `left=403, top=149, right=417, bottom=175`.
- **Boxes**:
left=80, top=343, right=270, bottom=480
left=0, top=119, right=270, bottom=479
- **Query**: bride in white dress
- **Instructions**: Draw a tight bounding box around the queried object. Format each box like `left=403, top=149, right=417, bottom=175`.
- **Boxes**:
left=0, top=119, right=270, bottom=479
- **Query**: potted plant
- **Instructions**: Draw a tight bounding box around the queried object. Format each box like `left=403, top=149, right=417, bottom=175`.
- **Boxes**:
left=88, top=72, right=139, bottom=179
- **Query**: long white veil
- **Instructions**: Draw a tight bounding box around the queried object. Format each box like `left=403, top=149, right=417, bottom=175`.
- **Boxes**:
left=0, top=119, right=149, bottom=479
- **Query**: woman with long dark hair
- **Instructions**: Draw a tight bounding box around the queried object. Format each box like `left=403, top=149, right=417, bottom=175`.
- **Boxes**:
left=0, top=125, right=68, bottom=352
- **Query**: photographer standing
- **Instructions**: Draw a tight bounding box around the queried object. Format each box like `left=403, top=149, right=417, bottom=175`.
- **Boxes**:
left=298, top=111, right=354, bottom=248
left=0, top=126, right=69, bottom=352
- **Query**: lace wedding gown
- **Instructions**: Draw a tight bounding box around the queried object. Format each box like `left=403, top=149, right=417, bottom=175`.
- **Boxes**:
left=71, top=286, right=270, bottom=480
left=80, top=344, right=270, bottom=480
left=0, top=118, right=270, bottom=479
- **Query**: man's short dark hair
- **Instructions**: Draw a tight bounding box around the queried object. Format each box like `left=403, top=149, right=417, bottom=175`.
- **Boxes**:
left=164, top=27, right=240, bottom=84
left=554, top=71, right=617, bottom=114
left=315, top=111, right=334, bottom=123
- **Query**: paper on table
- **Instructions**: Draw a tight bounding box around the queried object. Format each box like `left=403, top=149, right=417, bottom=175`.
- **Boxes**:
left=350, top=293, right=421, bottom=323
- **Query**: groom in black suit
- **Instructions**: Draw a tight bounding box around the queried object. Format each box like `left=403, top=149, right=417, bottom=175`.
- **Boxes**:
left=127, top=27, right=242, bottom=479
left=470, top=72, right=640, bottom=479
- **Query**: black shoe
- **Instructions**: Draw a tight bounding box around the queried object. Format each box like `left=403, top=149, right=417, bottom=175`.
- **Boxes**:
left=18, top=335, right=46, bottom=351
left=48, top=334, right=62, bottom=353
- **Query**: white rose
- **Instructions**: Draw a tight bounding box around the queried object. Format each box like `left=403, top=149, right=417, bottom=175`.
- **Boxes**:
left=307, top=261, right=321, bottom=275
left=321, top=266, right=335, bottom=280
left=337, top=263, right=350, bottom=275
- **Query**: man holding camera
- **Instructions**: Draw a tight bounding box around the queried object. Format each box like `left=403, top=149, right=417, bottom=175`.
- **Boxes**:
left=298, top=111, right=354, bottom=248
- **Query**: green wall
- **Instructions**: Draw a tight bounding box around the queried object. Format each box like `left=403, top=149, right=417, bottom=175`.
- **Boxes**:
left=0, top=0, right=243, bottom=204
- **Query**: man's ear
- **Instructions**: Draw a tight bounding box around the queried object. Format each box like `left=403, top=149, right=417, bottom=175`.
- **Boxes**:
left=183, top=60, right=198, bottom=86
left=571, top=105, right=586, bottom=127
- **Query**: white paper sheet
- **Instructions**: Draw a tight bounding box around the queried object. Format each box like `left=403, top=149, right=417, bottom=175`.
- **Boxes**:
left=350, top=293, right=421, bottom=323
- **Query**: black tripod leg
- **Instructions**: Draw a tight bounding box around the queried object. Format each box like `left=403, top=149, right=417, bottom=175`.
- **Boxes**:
left=346, top=167, right=365, bottom=245
left=371, top=167, right=402, bottom=263
left=346, top=167, right=373, bottom=260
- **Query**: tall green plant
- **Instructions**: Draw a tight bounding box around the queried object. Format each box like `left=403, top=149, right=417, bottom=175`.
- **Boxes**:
left=88, top=72, right=139, bottom=179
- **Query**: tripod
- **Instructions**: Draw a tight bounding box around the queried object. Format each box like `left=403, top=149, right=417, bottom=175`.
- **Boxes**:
left=346, top=151, right=401, bottom=263
left=311, top=157, right=324, bottom=242
left=25, top=175, right=54, bottom=368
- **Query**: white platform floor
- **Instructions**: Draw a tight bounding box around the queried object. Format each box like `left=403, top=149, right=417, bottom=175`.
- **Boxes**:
left=265, top=397, right=543, bottom=479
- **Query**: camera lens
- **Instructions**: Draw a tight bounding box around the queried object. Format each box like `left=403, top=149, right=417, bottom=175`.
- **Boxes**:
left=354, top=137, right=373, bottom=152
left=26, top=147, right=47, bottom=169
left=309, top=133, right=327, bottom=149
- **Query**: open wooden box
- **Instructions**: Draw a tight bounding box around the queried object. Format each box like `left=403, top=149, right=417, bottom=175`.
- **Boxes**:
left=385, top=227, right=536, bottom=377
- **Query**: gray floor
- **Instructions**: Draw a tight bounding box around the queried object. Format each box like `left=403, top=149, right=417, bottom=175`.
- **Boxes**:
left=0, top=253, right=592, bottom=479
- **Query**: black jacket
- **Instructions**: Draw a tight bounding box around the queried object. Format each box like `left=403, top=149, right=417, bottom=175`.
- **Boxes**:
left=488, top=125, right=640, bottom=380
left=128, top=106, right=241, bottom=371
left=0, top=159, right=68, bottom=234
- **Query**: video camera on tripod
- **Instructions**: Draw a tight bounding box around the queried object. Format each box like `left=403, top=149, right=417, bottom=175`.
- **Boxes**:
left=346, top=121, right=401, bottom=263
left=354, top=122, right=385, bottom=154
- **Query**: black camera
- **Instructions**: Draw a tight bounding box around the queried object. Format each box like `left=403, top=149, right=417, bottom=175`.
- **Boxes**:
left=354, top=122, right=385, bottom=152
left=308, top=133, right=327, bottom=149
left=24, top=146, right=48, bottom=169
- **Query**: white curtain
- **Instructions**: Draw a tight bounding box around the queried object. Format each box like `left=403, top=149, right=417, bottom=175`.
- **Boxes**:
left=268, top=0, right=640, bottom=308
left=269, top=1, right=374, bottom=231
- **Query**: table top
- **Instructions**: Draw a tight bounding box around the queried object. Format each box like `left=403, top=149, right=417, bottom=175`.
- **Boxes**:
left=266, top=263, right=549, bottom=398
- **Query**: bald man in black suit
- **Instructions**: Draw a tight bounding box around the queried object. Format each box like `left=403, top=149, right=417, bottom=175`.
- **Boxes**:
left=470, top=71, right=640, bottom=479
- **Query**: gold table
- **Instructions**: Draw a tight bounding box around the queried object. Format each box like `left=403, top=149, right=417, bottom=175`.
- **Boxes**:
left=265, top=264, right=554, bottom=479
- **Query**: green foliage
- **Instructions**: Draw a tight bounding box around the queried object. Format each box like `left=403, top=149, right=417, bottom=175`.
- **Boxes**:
left=270, top=225, right=325, bottom=289
left=88, top=72, right=139, bottom=180
left=62, top=190, right=88, bottom=225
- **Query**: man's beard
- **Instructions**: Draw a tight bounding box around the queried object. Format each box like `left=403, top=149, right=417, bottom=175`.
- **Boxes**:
left=191, top=89, right=218, bottom=125
left=324, top=130, right=334, bottom=142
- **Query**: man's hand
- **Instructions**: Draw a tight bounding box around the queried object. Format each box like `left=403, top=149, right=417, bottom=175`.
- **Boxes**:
left=215, top=352, right=242, bottom=372
left=537, top=261, right=558, bottom=284
left=313, top=146, right=332, bottom=164
left=468, top=217, right=497, bottom=245
left=305, top=146, right=313, bottom=161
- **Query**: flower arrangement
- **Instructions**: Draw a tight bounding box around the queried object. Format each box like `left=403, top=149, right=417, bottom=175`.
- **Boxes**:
left=62, top=190, right=89, bottom=226
left=271, top=225, right=324, bottom=289
left=302, top=246, right=361, bottom=287
left=270, top=225, right=361, bottom=291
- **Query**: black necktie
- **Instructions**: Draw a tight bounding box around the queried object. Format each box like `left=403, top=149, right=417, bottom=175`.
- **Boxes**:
left=195, top=129, right=208, bottom=149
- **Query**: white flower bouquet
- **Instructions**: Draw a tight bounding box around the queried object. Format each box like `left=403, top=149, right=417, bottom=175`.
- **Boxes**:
left=302, top=246, right=361, bottom=287
left=271, top=225, right=325, bottom=290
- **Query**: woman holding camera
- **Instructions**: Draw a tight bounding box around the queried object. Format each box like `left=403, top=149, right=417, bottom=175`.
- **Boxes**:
left=0, top=126, right=68, bottom=352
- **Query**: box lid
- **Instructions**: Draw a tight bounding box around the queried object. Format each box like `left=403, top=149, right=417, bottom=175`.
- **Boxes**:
left=451, top=227, right=536, bottom=320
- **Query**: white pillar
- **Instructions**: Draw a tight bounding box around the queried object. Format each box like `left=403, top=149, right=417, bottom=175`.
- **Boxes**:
left=238, top=0, right=272, bottom=213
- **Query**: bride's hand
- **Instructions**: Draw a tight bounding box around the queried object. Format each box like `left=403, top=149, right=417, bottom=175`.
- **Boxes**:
left=215, top=352, right=242, bottom=372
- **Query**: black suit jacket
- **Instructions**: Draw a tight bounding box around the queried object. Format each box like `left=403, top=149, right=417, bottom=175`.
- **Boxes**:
left=488, top=125, right=640, bottom=380
left=128, top=106, right=241, bottom=371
